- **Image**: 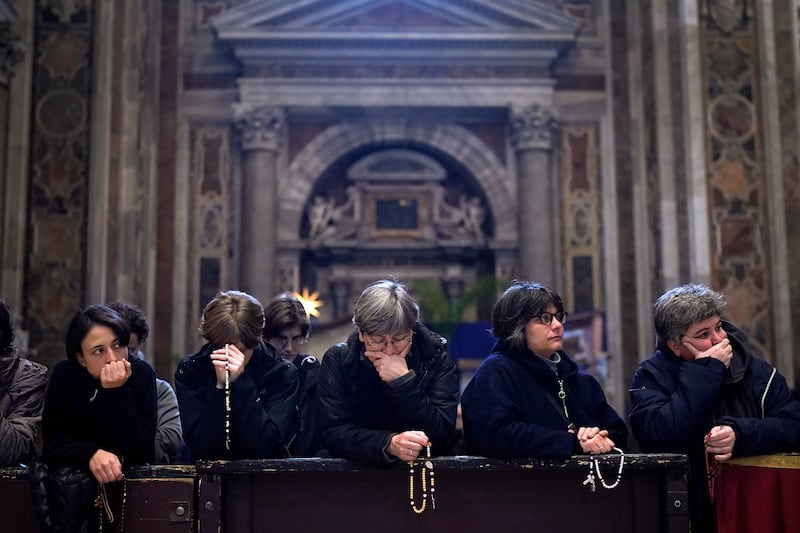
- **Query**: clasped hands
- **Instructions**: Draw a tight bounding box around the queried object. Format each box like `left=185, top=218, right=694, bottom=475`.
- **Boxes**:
left=573, top=427, right=616, bottom=455
left=211, top=344, right=246, bottom=389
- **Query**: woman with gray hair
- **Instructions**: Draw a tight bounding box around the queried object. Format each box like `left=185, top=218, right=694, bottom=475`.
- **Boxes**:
left=460, top=281, right=627, bottom=458
left=629, top=283, right=800, bottom=533
left=317, top=279, right=458, bottom=466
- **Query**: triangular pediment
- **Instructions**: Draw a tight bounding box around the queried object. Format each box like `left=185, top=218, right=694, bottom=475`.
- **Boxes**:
left=212, top=0, right=581, bottom=73
left=213, top=0, right=580, bottom=35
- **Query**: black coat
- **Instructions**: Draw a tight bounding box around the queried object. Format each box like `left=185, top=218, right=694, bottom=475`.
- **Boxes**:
left=288, top=354, right=321, bottom=457
left=42, top=357, right=157, bottom=469
left=317, top=323, right=458, bottom=466
left=461, top=344, right=628, bottom=458
left=175, top=341, right=298, bottom=460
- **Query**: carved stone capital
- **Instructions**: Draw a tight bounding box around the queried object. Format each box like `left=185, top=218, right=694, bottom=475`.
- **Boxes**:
left=509, top=104, right=558, bottom=151
left=233, top=104, right=285, bottom=152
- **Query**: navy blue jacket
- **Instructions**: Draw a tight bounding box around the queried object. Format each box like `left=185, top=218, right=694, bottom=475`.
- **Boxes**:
left=317, top=323, right=458, bottom=466
left=461, top=344, right=628, bottom=459
left=629, top=321, right=800, bottom=533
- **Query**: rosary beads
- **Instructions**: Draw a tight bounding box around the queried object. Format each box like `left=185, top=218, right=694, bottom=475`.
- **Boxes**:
left=583, top=447, right=625, bottom=492
left=224, top=344, right=231, bottom=451
left=409, top=445, right=435, bottom=514
left=96, top=477, right=127, bottom=533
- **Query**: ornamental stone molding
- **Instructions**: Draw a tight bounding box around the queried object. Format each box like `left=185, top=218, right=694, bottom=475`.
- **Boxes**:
left=509, top=104, right=558, bottom=151
left=233, top=104, right=285, bottom=152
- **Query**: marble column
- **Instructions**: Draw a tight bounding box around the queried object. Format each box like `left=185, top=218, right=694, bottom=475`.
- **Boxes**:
left=510, top=104, right=558, bottom=286
left=233, top=104, right=285, bottom=305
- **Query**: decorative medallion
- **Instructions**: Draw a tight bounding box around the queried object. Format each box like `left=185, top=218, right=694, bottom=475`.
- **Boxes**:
left=709, top=95, right=753, bottom=141
left=36, top=89, right=86, bottom=138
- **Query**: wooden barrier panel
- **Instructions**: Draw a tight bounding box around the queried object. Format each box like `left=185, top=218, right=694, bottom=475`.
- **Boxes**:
left=0, top=455, right=687, bottom=533
left=197, top=454, right=689, bottom=533
left=0, top=465, right=197, bottom=533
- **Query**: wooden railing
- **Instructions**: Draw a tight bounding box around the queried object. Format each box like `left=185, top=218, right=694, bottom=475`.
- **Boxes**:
left=1, top=454, right=688, bottom=533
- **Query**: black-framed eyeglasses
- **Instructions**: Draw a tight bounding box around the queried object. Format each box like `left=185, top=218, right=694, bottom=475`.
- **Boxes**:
left=270, top=335, right=308, bottom=348
left=363, top=334, right=413, bottom=351
left=533, top=311, right=567, bottom=326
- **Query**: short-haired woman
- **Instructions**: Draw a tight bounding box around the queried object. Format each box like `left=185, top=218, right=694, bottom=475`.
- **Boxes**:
left=461, top=281, right=627, bottom=458
left=42, top=304, right=157, bottom=482
left=175, top=290, right=298, bottom=460
left=317, top=279, right=458, bottom=465
left=264, top=292, right=320, bottom=456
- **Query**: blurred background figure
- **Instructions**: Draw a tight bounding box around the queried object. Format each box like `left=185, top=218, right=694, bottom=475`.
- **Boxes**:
left=0, top=299, right=47, bottom=466
left=108, top=301, right=187, bottom=463
left=264, top=292, right=321, bottom=457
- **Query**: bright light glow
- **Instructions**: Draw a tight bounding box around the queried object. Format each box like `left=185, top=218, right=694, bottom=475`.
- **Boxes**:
left=294, top=287, right=323, bottom=318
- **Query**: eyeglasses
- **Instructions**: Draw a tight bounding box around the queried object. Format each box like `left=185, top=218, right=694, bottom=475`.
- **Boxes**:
left=363, top=334, right=413, bottom=351
left=270, top=335, right=308, bottom=349
left=533, top=311, right=567, bottom=326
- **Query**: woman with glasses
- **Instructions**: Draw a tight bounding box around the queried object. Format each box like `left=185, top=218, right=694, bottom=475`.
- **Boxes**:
left=460, top=281, right=627, bottom=458
left=317, top=279, right=458, bottom=465
left=264, top=292, right=321, bottom=456
left=175, top=291, right=298, bottom=460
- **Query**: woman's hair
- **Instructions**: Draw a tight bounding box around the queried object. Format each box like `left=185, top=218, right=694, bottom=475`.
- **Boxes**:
left=263, top=292, right=310, bottom=340
left=65, top=305, right=131, bottom=362
left=0, top=299, right=15, bottom=356
left=352, top=279, right=419, bottom=337
left=653, top=284, right=726, bottom=344
left=108, top=301, right=150, bottom=343
left=491, top=281, right=565, bottom=352
left=200, top=291, right=265, bottom=350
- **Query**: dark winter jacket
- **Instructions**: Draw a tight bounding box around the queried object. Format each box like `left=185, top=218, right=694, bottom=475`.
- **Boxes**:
left=317, top=323, right=458, bottom=466
left=42, top=357, right=157, bottom=469
left=288, top=354, right=321, bottom=457
left=461, top=344, right=627, bottom=459
left=175, top=340, right=298, bottom=460
left=629, top=320, right=800, bottom=533
left=0, top=350, right=47, bottom=466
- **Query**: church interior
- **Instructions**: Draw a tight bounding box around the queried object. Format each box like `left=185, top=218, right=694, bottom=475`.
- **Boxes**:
left=0, top=0, right=799, bottom=417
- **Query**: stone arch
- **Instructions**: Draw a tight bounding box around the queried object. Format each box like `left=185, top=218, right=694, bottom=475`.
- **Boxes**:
left=278, top=118, right=516, bottom=242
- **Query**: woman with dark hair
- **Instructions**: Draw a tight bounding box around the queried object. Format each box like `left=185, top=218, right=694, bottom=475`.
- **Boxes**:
left=42, top=304, right=157, bottom=480
left=461, top=281, right=627, bottom=458
left=317, top=279, right=458, bottom=466
left=0, top=299, right=47, bottom=466
left=264, top=292, right=320, bottom=456
left=175, top=290, right=298, bottom=460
